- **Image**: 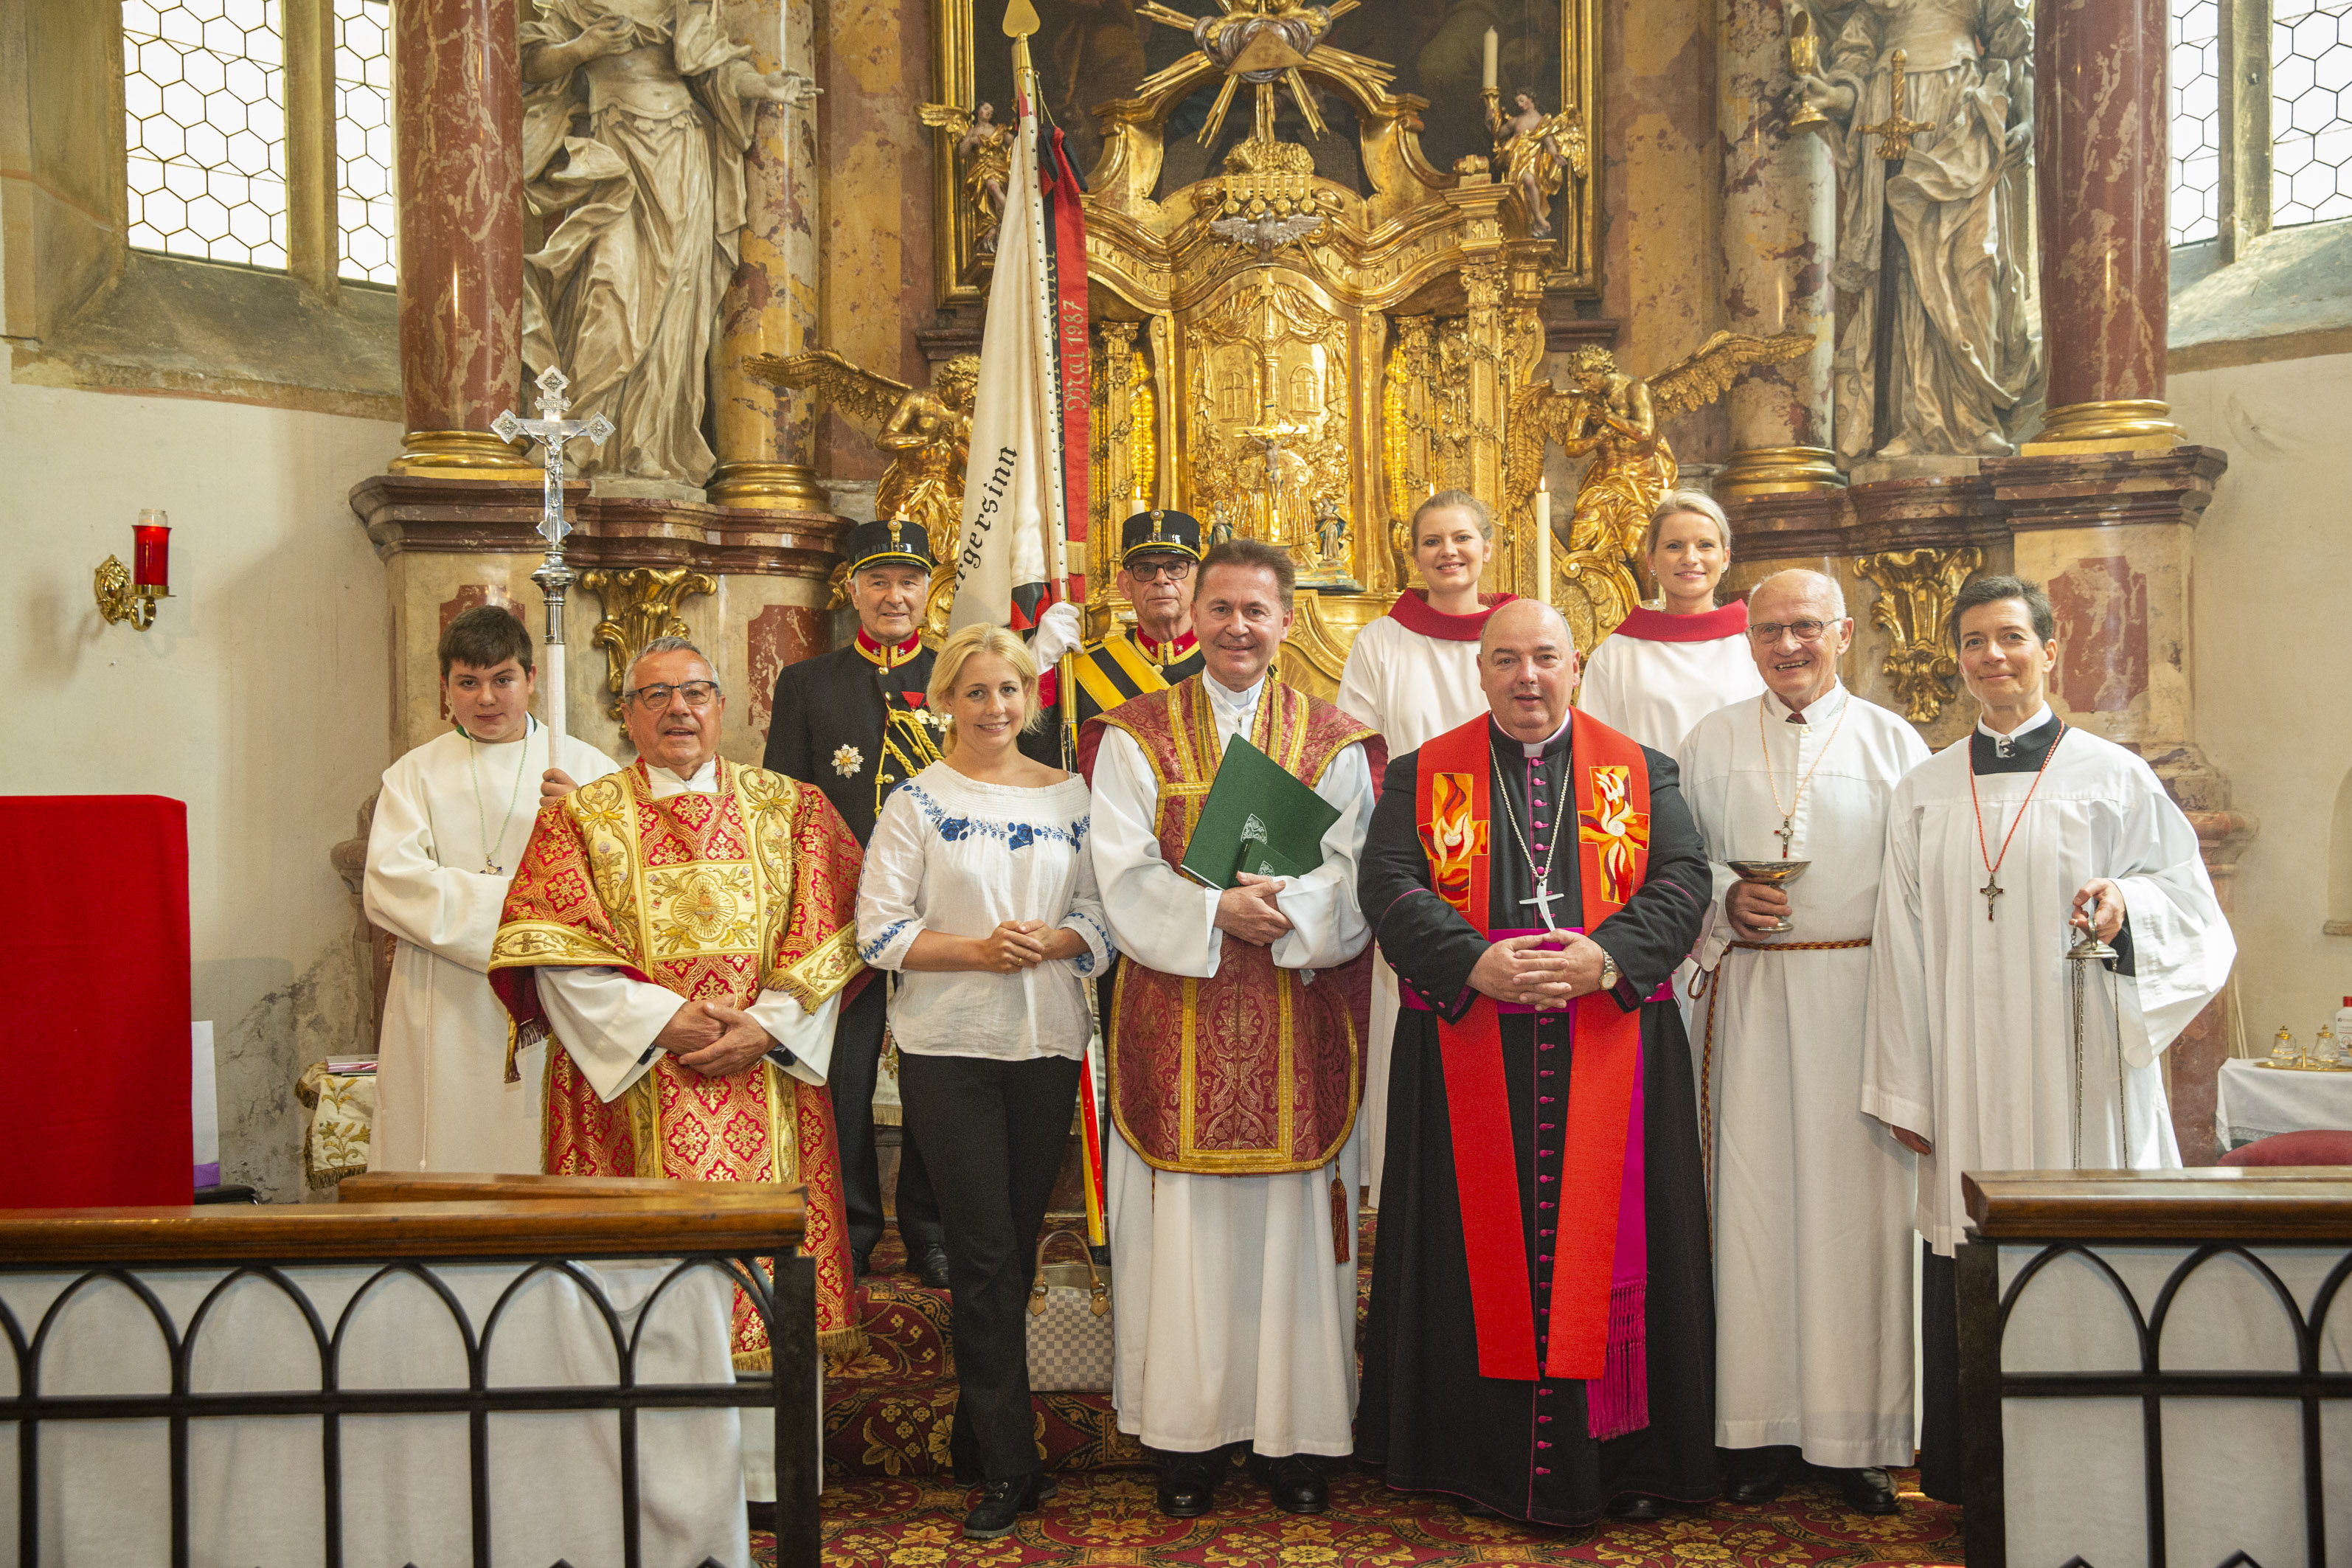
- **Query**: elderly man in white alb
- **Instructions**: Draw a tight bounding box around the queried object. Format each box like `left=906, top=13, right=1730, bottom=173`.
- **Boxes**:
left=1676, top=569, right=1927, bottom=1516
left=1086, top=538, right=1381, bottom=1520
left=1864, top=574, right=2236, bottom=1506
left=364, top=604, right=617, bottom=1172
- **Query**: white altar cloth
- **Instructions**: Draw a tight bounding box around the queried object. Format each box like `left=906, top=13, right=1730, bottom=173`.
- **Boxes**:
left=0, top=1257, right=752, bottom=1568
left=2214, top=1056, right=2352, bottom=1150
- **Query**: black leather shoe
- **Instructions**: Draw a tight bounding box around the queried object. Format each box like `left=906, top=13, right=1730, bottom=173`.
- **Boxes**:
left=1833, top=1466, right=1900, bottom=1516
left=962, top=1471, right=1058, bottom=1539
left=1154, top=1452, right=1221, bottom=1517
left=915, top=1242, right=953, bottom=1291
left=1605, top=1493, right=1667, bottom=1521
left=1245, top=1451, right=1328, bottom=1514
left=1724, top=1445, right=1790, bottom=1505
left=850, top=1246, right=873, bottom=1279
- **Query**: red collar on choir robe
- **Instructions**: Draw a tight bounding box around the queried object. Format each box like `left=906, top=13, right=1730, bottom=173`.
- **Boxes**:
left=1384, top=587, right=1519, bottom=642
left=854, top=628, right=924, bottom=669
left=1609, top=600, right=1750, bottom=642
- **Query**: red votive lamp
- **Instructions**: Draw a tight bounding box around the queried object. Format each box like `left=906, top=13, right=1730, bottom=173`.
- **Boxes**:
left=133, top=510, right=170, bottom=593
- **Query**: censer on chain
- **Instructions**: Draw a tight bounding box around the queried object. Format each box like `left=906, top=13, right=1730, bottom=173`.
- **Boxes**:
left=2067, top=923, right=2130, bottom=1168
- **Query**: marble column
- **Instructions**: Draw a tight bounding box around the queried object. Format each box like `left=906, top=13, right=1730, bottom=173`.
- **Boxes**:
left=2027, top=0, right=2185, bottom=451
left=708, top=0, right=830, bottom=511
left=386, top=0, right=533, bottom=474
left=1714, top=0, right=1840, bottom=497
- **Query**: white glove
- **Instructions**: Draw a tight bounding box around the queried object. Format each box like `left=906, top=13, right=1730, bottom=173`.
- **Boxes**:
left=1031, top=600, right=1084, bottom=667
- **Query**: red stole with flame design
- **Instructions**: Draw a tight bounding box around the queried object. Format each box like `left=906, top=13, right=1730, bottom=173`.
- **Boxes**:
left=1413, top=710, right=1651, bottom=1392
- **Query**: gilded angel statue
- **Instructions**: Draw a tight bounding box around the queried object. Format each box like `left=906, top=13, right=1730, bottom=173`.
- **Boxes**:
left=1507, top=330, right=1813, bottom=642
left=920, top=101, right=1013, bottom=256
left=1486, top=91, right=1588, bottom=243
left=746, top=348, right=980, bottom=634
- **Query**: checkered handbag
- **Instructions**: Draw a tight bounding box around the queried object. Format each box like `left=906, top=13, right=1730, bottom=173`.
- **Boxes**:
left=1024, top=1229, right=1113, bottom=1393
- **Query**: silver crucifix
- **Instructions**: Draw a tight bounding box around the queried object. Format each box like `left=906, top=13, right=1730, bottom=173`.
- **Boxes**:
left=492, top=364, right=612, bottom=754
left=1520, top=879, right=1564, bottom=932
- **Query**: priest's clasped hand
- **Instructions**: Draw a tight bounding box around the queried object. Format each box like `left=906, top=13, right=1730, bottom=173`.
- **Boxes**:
left=1215, top=873, right=1294, bottom=946
left=652, top=998, right=777, bottom=1078
left=1469, top=933, right=1609, bottom=1009
left=2070, top=877, right=2126, bottom=943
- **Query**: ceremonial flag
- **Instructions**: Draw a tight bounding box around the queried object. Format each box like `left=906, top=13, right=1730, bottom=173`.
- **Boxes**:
left=948, top=89, right=1090, bottom=633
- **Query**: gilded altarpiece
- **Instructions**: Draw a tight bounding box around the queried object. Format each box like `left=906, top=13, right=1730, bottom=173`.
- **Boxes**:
left=989, top=12, right=1568, bottom=697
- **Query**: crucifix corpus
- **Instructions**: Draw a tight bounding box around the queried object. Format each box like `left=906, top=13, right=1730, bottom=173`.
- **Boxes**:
left=491, top=364, right=614, bottom=756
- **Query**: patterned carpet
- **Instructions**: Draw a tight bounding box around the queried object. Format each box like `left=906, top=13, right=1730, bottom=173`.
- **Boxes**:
left=791, top=1221, right=1963, bottom=1564
left=761, top=1469, right=1963, bottom=1566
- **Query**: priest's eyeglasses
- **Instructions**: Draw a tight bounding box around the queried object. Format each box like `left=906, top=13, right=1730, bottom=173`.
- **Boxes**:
left=624, top=679, right=722, bottom=710
left=1747, top=619, right=1830, bottom=645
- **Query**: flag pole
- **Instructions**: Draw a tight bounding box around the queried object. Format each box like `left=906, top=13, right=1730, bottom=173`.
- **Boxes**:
left=1007, top=0, right=1106, bottom=1249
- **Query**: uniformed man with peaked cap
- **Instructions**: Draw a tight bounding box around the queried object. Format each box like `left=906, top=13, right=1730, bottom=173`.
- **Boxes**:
left=763, top=518, right=951, bottom=1285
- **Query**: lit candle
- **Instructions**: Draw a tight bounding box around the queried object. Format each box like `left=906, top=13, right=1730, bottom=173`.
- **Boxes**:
left=1483, top=27, right=1499, bottom=91
left=1533, top=480, right=1550, bottom=607
left=133, top=510, right=170, bottom=593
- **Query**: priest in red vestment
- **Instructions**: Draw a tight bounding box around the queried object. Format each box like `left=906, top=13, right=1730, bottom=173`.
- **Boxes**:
left=1356, top=598, right=1717, bottom=1525
left=491, top=636, right=866, bottom=1362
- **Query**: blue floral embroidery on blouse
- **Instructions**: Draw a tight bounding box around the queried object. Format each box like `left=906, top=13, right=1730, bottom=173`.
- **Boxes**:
left=1064, top=909, right=1116, bottom=976
left=899, top=784, right=1086, bottom=850
left=859, top=919, right=914, bottom=965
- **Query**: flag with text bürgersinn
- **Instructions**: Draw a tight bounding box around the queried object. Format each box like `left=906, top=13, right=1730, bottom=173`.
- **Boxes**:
left=947, top=95, right=1090, bottom=634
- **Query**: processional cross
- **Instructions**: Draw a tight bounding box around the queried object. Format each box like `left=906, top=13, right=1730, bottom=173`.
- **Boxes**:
left=492, top=364, right=614, bottom=755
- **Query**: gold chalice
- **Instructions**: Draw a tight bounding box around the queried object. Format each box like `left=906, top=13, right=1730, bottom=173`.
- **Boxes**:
left=1727, top=859, right=1810, bottom=936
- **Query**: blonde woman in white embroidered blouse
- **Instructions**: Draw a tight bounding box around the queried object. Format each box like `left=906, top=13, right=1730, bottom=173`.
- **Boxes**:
left=853, top=622, right=1110, bottom=1538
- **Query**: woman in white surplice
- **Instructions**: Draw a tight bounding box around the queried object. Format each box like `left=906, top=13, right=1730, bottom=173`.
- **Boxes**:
left=1334, top=490, right=1516, bottom=1204
left=855, top=625, right=1111, bottom=1541
left=1578, top=489, right=1766, bottom=755
left=364, top=606, right=618, bottom=1173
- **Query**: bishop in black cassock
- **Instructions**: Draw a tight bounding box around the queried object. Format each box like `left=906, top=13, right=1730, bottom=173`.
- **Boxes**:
left=1356, top=599, right=1718, bottom=1526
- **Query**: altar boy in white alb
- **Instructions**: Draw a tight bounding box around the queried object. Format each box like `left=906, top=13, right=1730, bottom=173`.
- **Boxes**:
left=1676, top=570, right=1926, bottom=1517
left=364, top=606, right=619, bottom=1171
left=1864, top=575, right=2235, bottom=1505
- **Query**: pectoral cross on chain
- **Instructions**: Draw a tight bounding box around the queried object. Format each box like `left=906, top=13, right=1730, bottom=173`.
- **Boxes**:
left=1774, top=818, right=1797, bottom=857
left=493, top=365, right=614, bottom=558
left=1521, top=878, right=1565, bottom=932
left=1980, top=875, right=2004, bottom=922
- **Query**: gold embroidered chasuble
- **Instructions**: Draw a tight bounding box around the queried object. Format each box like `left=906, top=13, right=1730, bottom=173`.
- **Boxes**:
left=1095, top=677, right=1384, bottom=1176
left=490, top=758, right=867, bottom=1360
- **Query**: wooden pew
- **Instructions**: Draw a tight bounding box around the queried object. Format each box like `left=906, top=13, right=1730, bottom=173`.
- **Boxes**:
left=0, top=1187, right=815, bottom=1568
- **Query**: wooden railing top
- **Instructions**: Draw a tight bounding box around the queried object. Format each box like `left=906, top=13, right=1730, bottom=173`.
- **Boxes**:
left=0, top=1193, right=806, bottom=1265
left=1965, top=1168, right=2352, bottom=1242
left=337, top=1172, right=796, bottom=1206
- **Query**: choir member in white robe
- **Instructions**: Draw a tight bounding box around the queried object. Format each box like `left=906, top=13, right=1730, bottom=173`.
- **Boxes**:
left=364, top=606, right=617, bottom=1173
left=1335, top=489, right=1516, bottom=1202
left=1675, top=570, right=1926, bottom=1515
left=1087, top=541, right=1379, bottom=1518
left=1863, top=575, right=2235, bottom=1505
left=1578, top=490, right=1766, bottom=755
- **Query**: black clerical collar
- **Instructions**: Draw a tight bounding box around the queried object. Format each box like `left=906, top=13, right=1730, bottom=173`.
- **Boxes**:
left=1489, top=712, right=1572, bottom=761
left=1971, top=705, right=2063, bottom=774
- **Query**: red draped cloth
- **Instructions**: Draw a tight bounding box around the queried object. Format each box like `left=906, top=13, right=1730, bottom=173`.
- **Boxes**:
left=0, top=797, right=191, bottom=1206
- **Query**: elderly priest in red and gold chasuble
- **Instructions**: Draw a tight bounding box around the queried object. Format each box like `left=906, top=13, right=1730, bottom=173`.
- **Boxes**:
left=490, top=638, right=867, bottom=1364
left=1357, top=599, right=1716, bottom=1527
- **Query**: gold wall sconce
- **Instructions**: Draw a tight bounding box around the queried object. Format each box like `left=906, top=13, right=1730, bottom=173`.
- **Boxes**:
left=96, top=510, right=173, bottom=630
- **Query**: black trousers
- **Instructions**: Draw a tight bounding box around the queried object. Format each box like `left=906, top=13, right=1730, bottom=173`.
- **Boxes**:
left=898, top=1050, right=1083, bottom=1482
left=830, top=979, right=942, bottom=1258
left=1918, top=1241, right=1964, bottom=1505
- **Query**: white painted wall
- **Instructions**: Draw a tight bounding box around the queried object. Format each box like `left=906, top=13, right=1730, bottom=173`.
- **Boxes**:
left=2176, top=350, right=2352, bottom=1047
left=0, top=366, right=400, bottom=1199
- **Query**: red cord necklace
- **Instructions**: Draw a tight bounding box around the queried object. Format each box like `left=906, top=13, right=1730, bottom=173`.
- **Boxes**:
left=1967, top=718, right=2067, bottom=922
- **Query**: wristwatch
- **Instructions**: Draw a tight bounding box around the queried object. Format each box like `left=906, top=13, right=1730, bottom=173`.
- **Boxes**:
left=1595, top=948, right=1621, bottom=994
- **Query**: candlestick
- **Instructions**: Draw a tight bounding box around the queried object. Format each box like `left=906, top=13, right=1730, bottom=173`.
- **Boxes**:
left=1482, top=27, right=1499, bottom=91
left=1534, top=479, right=1551, bottom=607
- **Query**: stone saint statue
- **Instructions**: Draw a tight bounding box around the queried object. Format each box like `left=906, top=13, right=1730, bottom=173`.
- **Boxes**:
left=1797, top=0, right=2043, bottom=459
left=519, top=1, right=814, bottom=488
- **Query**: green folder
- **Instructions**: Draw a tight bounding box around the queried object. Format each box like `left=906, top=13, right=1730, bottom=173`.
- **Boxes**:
left=1177, top=735, right=1342, bottom=889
